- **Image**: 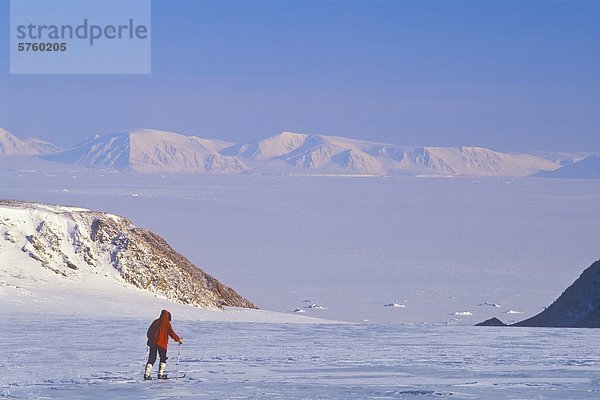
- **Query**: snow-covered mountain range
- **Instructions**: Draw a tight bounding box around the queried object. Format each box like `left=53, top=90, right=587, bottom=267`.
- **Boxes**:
left=2, top=126, right=598, bottom=177
left=0, top=200, right=256, bottom=310
left=222, top=131, right=560, bottom=176
left=43, top=129, right=249, bottom=173
left=0, top=127, right=62, bottom=155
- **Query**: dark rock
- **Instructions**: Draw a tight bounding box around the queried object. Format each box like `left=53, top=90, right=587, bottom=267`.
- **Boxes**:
left=475, top=317, right=507, bottom=326
left=514, top=260, right=600, bottom=328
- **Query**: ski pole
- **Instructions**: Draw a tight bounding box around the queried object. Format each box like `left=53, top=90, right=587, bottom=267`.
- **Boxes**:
left=142, top=344, right=149, bottom=378
left=176, top=342, right=182, bottom=381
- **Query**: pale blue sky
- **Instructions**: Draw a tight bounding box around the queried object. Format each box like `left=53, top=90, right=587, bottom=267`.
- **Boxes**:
left=1, top=0, right=599, bottom=151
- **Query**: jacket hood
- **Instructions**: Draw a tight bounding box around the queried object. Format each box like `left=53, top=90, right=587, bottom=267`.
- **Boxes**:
left=160, top=309, right=172, bottom=321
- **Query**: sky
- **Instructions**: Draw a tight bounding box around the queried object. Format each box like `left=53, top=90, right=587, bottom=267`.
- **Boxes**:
left=0, top=0, right=599, bottom=152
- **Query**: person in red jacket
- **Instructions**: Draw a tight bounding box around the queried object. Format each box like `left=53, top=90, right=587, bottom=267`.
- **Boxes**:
left=144, top=309, right=183, bottom=380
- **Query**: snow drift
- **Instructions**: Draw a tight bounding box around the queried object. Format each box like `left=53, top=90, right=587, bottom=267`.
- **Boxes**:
left=0, top=200, right=256, bottom=310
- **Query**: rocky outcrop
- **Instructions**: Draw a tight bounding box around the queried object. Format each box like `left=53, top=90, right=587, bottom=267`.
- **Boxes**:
left=0, top=200, right=256, bottom=310
left=475, top=317, right=507, bottom=327
left=514, top=260, right=600, bottom=328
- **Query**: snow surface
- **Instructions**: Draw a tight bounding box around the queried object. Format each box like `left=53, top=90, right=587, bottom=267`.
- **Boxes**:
left=1, top=156, right=599, bottom=324
left=2, top=155, right=599, bottom=399
left=2, top=314, right=599, bottom=399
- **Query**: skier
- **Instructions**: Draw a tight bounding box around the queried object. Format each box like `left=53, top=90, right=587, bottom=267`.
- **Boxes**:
left=144, top=309, right=183, bottom=380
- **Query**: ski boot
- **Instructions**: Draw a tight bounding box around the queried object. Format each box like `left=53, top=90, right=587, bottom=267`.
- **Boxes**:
left=144, top=363, right=153, bottom=380
left=158, top=362, right=168, bottom=380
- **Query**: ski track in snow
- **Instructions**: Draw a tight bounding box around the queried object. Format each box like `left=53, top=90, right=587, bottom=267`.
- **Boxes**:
left=1, top=315, right=599, bottom=399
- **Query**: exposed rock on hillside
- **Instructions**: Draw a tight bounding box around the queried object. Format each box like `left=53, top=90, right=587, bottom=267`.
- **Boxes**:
left=0, top=200, right=256, bottom=310
left=514, top=260, right=600, bottom=328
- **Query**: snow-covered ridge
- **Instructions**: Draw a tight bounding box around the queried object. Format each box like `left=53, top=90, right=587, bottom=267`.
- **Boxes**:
left=0, top=127, right=62, bottom=155
left=0, top=200, right=256, bottom=310
left=44, top=129, right=249, bottom=173
left=537, top=155, right=600, bottom=179
left=222, top=131, right=560, bottom=176
left=5, top=126, right=595, bottom=176
left=24, top=137, right=63, bottom=155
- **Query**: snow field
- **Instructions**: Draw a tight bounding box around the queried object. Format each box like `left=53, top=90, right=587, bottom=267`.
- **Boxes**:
left=2, top=157, right=599, bottom=399
left=2, top=315, right=599, bottom=399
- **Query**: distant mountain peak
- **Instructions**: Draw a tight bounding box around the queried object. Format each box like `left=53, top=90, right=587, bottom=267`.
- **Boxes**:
left=45, top=129, right=249, bottom=174
left=222, top=131, right=310, bottom=160
left=332, top=149, right=385, bottom=174
left=0, top=127, right=37, bottom=155
left=0, top=127, right=62, bottom=155
left=24, top=138, right=63, bottom=155
left=221, top=132, right=559, bottom=176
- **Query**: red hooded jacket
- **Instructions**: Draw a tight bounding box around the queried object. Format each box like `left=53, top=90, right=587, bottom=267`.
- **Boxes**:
left=147, top=310, right=181, bottom=350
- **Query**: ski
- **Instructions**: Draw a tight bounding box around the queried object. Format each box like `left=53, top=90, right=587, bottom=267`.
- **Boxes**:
left=149, top=373, right=186, bottom=381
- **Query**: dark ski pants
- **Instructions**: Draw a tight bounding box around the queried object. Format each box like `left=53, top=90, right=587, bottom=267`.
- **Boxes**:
left=147, top=344, right=167, bottom=365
